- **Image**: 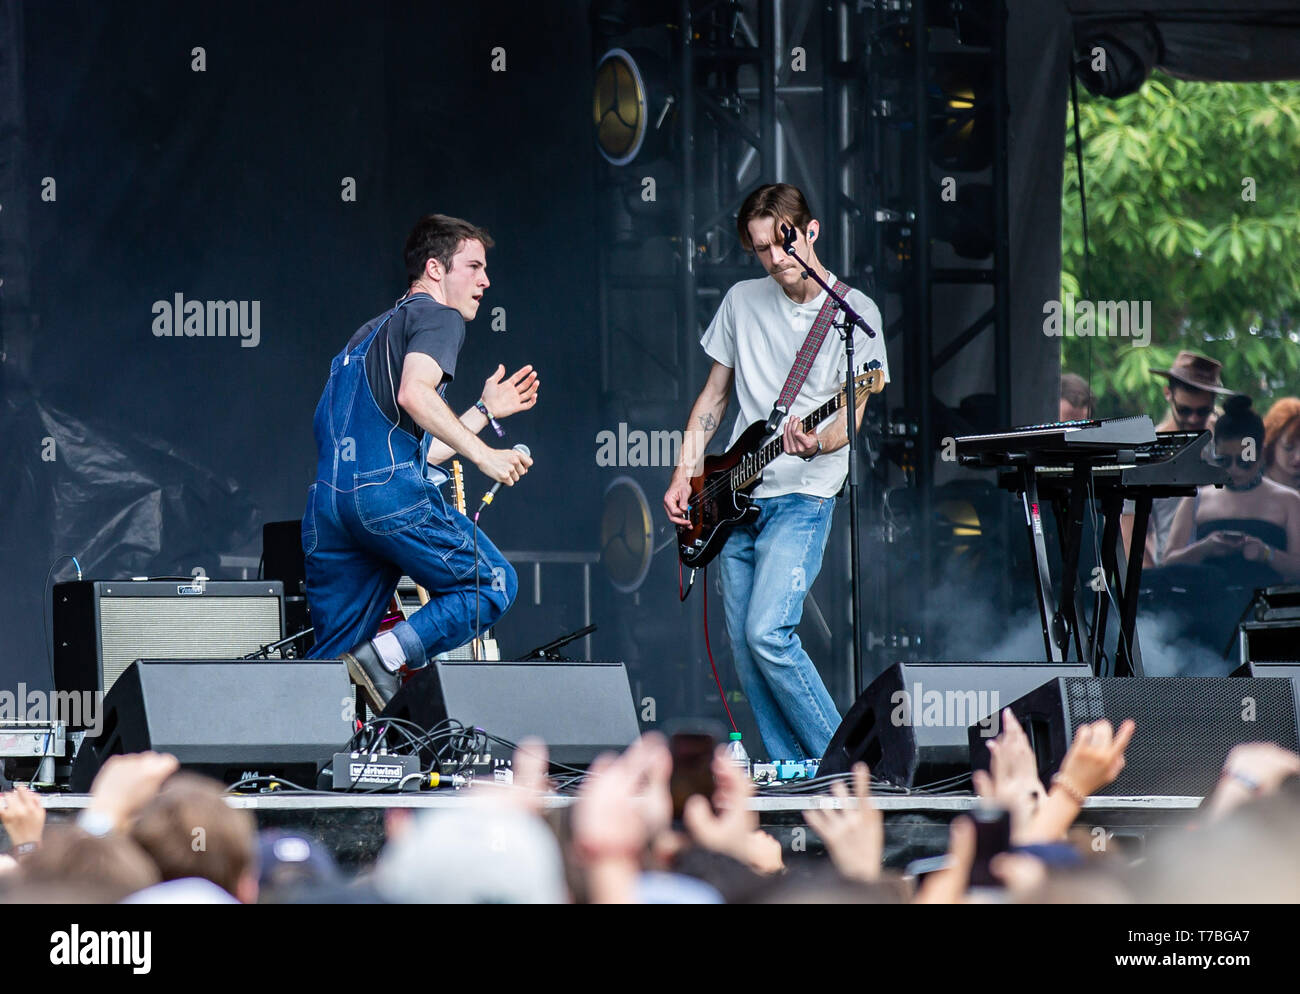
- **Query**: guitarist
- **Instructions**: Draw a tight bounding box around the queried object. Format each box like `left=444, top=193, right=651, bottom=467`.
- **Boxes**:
left=303, top=214, right=539, bottom=710
left=663, top=184, right=888, bottom=762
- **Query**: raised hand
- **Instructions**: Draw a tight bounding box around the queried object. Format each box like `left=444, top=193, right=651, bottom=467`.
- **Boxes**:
left=1056, top=718, right=1137, bottom=797
left=803, top=762, right=882, bottom=883
left=85, top=751, right=180, bottom=831
left=972, top=710, right=1048, bottom=844
left=507, top=737, right=552, bottom=815
left=682, top=748, right=781, bottom=873
left=480, top=364, right=539, bottom=419
left=0, top=784, right=46, bottom=846
left=913, top=816, right=976, bottom=904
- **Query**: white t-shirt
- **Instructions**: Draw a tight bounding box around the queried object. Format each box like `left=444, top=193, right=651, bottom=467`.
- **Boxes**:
left=700, top=274, right=889, bottom=499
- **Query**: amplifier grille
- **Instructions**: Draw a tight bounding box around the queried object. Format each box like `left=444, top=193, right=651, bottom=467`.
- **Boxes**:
left=99, top=596, right=282, bottom=692
left=1061, top=677, right=1300, bottom=795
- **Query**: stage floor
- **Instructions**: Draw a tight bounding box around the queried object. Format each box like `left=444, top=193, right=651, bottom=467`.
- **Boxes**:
left=38, top=792, right=1204, bottom=870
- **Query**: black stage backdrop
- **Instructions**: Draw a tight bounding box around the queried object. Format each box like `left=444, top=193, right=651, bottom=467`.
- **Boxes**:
left=15, top=1, right=1251, bottom=709
left=1, top=1, right=601, bottom=688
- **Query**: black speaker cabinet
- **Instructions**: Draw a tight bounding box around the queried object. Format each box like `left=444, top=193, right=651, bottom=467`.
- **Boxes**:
left=821, top=661, right=1094, bottom=786
left=1232, top=660, right=1300, bottom=716
left=54, top=580, right=284, bottom=706
left=70, top=660, right=353, bottom=790
left=969, top=677, right=1300, bottom=796
left=380, top=659, right=641, bottom=767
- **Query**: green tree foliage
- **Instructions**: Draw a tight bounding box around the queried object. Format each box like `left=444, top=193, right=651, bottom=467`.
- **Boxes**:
left=1061, top=72, right=1300, bottom=420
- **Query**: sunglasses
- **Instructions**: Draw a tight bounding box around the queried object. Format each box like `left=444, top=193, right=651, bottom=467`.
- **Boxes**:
left=1212, top=452, right=1258, bottom=469
left=1172, top=402, right=1214, bottom=419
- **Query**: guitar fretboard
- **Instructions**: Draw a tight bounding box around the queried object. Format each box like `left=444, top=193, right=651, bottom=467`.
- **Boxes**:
left=730, top=362, right=881, bottom=490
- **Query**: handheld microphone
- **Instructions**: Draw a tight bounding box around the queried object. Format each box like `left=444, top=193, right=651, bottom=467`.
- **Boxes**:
left=477, top=443, right=531, bottom=517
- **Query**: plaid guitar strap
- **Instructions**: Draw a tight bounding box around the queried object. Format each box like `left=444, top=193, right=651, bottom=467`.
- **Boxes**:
left=765, top=279, right=850, bottom=433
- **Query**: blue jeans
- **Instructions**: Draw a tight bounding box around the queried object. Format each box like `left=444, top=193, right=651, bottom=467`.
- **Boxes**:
left=303, top=300, right=517, bottom=666
left=718, top=493, right=841, bottom=761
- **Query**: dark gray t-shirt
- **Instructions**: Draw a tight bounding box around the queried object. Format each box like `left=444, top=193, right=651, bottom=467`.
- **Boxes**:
left=347, top=293, right=466, bottom=436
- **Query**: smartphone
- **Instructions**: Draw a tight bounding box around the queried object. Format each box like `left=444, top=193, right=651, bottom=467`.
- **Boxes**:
left=968, top=806, right=1012, bottom=888
left=668, top=732, right=716, bottom=824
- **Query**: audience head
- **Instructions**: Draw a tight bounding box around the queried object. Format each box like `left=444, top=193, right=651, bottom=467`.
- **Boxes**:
left=1154, top=350, right=1230, bottom=433
left=1212, top=394, right=1266, bottom=488
left=128, top=772, right=258, bottom=903
left=1059, top=372, right=1095, bottom=422
left=255, top=830, right=340, bottom=903
left=1141, top=787, right=1300, bottom=903
left=373, top=805, right=567, bottom=904
left=1264, top=397, right=1300, bottom=486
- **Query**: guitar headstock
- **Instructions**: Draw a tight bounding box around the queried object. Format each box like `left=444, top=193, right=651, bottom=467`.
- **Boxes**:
left=452, top=459, right=466, bottom=516
left=852, top=360, right=886, bottom=400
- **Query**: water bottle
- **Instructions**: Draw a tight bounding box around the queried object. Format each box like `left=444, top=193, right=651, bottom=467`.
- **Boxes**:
left=724, top=731, right=751, bottom=779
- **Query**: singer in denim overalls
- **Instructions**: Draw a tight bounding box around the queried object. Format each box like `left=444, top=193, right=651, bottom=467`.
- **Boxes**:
left=301, top=216, right=536, bottom=708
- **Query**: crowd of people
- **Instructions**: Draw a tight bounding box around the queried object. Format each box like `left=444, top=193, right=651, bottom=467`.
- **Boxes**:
left=1063, top=351, right=1300, bottom=583
left=1063, top=353, right=1300, bottom=658
left=2, top=722, right=1297, bottom=903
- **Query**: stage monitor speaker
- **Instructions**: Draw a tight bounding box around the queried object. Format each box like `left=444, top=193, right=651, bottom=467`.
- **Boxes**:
left=70, top=660, right=353, bottom=791
left=54, top=580, right=285, bottom=707
left=1238, top=621, right=1300, bottom=665
left=379, top=659, right=640, bottom=768
left=821, top=661, right=1094, bottom=786
left=1231, top=660, right=1300, bottom=722
left=970, top=677, right=1300, bottom=796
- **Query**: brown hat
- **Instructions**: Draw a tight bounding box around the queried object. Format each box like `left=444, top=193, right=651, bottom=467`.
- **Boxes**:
left=1151, top=350, right=1234, bottom=395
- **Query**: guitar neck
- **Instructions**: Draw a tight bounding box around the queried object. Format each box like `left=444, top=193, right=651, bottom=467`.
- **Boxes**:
left=734, top=384, right=854, bottom=486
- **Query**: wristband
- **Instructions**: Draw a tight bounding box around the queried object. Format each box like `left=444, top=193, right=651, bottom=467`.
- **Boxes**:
left=1050, top=773, right=1087, bottom=806
left=13, top=841, right=39, bottom=857
left=476, top=399, right=505, bottom=439
left=1223, top=768, right=1261, bottom=793
left=800, top=439, right=823, bottom=462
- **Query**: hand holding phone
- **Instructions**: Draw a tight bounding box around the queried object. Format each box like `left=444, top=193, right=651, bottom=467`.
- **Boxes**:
left=669, top=732, right=717, bottom=824
left=968, top=805, right=1012, bottom=888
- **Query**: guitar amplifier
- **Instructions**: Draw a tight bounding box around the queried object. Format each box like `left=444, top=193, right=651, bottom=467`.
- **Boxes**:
left=53, top=580, right=284, bottom=707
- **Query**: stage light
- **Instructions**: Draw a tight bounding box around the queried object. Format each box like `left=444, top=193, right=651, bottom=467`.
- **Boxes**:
left=930, top=57, right=994, bottom=172
left=594, top=48, right=649, bottom=166
left=593, top=47, right=674, bottom=167
left=601, top=475, right=654, bottom=594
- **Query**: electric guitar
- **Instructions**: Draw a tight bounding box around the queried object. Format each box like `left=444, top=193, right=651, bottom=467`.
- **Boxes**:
left=449, top=459, right=499, bottom=661
left=676, top=360, right=885, bottom=572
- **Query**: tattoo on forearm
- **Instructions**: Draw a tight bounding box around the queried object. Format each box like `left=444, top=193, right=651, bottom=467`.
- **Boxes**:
left=698, top=412, right=717, bottom=431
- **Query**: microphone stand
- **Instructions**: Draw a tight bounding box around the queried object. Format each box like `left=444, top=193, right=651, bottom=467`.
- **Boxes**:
left=780, top=225, right=878, bottom=700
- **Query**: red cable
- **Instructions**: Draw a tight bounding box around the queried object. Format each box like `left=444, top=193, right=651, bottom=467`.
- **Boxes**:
left=701, top=567, right=738, bottom=733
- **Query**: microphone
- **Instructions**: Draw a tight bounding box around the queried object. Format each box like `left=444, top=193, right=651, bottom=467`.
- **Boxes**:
left=477, top=443, right=531, bottom=517
left=780, top=223, right=797, bottom=253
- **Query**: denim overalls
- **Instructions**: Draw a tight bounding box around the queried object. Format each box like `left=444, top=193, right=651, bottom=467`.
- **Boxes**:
left=302, top=298, right=517, bottom=665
